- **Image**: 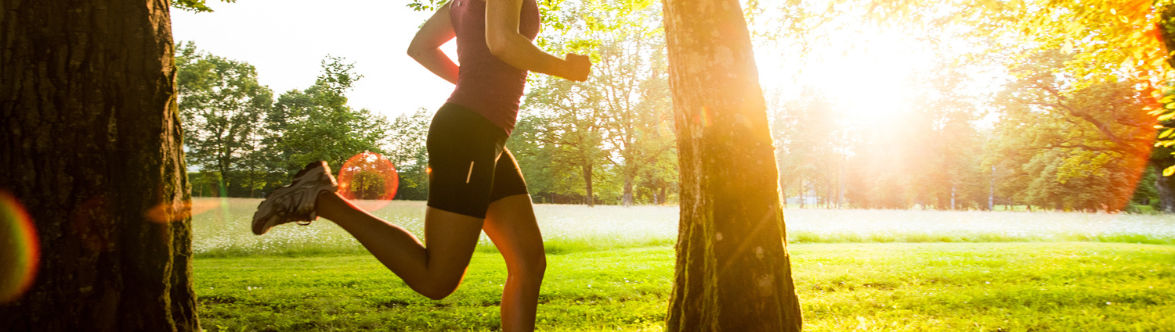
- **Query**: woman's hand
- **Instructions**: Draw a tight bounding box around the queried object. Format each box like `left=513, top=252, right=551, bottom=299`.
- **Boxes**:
left=486, top=0, right=592, bottom=82
left=563, top=53, right=591, bottom=82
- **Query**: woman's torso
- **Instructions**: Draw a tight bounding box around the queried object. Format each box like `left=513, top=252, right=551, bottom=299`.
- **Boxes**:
left=446, top=0, right=540, bottom=135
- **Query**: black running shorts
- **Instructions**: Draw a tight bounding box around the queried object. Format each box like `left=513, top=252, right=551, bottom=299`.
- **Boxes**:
left=426, top=103, right=529, bottom=219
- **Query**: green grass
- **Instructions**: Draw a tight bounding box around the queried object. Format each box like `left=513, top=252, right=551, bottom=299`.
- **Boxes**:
left=196, top=247, right=673, bottom=331
left=192, top=199, right=1175, bottom=330
left=195, top=242, right=1175, bottom=331
left=792, top=242, right=1175, bottom=331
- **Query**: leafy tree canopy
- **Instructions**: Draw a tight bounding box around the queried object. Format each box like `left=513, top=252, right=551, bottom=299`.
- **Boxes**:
left=172, top=0, right=236, bottom=13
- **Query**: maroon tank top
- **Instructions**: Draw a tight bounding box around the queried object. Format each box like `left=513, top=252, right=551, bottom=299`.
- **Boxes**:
left=447, top=0, right=540, bottom=135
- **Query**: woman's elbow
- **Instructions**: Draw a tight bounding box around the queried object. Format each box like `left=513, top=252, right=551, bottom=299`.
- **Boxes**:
left=486, top=35, right=511, bottom=59
left=407, top=36, right=434, bottom=60
left=406, top=44, right=425, bottom=60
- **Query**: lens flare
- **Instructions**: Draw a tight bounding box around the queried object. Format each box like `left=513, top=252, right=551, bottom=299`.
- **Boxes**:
left=145, top=199, right=222, bottom=223
left=698, top=106, right=712, bottom=127
left=0, top=191, right=39, bottom=304
left=337, top=151, right=400, bottom=212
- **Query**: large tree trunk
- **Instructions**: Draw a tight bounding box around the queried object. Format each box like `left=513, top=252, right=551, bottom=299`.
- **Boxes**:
left=662, top=0, right=803, bottom=330
left=0, top=1, right=198, bottom=330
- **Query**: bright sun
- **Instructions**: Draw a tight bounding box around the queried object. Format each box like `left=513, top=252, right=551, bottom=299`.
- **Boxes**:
left=756, top=21, right=996, bottom=130
left=756, top=27, right=932, bottom=125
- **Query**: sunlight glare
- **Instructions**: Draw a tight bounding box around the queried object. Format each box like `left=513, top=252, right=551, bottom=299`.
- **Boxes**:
left=0, top=191, right=39, bottom=304
left=757, top=27, right=933, bottom=125
left=145, top=198, right=222, bottom=223
left=337, top=151, right=400, bottom=212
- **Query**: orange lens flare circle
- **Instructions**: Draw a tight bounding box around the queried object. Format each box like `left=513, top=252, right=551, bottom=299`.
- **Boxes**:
left=0, top=191, right=39, bottom=304
left=336, top=151, right=400, bottom=204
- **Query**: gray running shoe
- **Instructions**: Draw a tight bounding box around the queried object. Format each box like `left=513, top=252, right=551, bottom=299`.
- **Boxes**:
left=252, top=161, right=339, bottom=235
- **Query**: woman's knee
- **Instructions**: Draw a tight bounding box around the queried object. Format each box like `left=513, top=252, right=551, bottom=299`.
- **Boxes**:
left=417, top=275, right=465, bottom=300
left=511, top=253, right=546, bottom=281
left=533, top=254, right=547, bottom=276
left=421, top=288, right=455, bottom=301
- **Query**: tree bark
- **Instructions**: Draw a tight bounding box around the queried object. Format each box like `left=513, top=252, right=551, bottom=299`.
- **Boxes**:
left=582, top=163, right=595, bottom=207
left=1157, top=174, right=1175, bottom=213
left=1156, top=4, right=1175, bottom=213
left=798, top=179, right=805, bottom=209
left=661, top=0, right=803, bottom=330
left=1155, top=161, right=1175, bottom=213
left=622, top=175, right=635, bottom=207
left=0, top=1, right=198, bottom=330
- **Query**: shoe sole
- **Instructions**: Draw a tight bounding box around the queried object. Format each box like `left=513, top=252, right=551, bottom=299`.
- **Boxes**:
left=252, top=161, right=328, bottom=235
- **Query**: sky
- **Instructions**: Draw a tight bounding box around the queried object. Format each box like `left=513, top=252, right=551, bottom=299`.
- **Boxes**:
left=748, top=7, right=1008, bottom=130
left=172, top=0, right=1006, bottom=127
left=171, top=0, right=456, bottom=119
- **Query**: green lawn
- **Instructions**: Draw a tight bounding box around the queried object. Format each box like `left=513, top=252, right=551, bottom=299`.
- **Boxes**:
left=195, top=242, right=1175, bottom=331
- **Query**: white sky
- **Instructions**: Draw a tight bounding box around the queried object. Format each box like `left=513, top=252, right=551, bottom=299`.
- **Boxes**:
left=171, top=0, right=455, bottom=119
left=173, top=0, right=1006, bottom=127
left=750, top=12, right=1008, bottom=130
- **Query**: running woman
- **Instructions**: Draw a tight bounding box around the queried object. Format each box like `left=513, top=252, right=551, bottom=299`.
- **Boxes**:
left=249, top=0, right=591, bottom=330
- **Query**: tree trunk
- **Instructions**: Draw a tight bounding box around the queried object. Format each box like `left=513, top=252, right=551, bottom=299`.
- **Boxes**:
left=1157, top=167, right=1175, bottom=213
left=582, top=163, right=595, bottom=207
left=219, top=161, right=232, bottom=196
left=0, top=1, right=198, bottom=330
left=950, top=185, right=956, bottom=210
left=779, top=176, right=788, bottom=208
left=662, top=0, right=803, bottom=330
left=798, top=179, right=805, bottom=209
left=622, top=174, right=635, bottom=207
left=1157, top=6, right=1175, bottom=213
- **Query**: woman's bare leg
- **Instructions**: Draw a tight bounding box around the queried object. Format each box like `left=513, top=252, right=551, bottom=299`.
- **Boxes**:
left=314, top=191, right=484, bottom=300
left=482, top=194, right=546, bottom=332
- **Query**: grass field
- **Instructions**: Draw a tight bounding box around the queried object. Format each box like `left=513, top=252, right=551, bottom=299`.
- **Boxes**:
left=191, top=198, right=1175, bottom=331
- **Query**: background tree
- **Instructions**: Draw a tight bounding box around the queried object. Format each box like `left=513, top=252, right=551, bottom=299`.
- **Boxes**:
left=0, top=0, right=197, bottom=330
left=385, top=108, right=431, bottom=200
left=988, top=51, right=1155, bottom=211
left=174, top=50, right=394, bottom=198
left=176, top=42, right=274, bottom=196
left=507, top=115, right=565, bottom=203
left=662, top=0, right=802, bottom=330
left=977, top=0, right=1171, bottom=211
left=1152, top=83, right=1175, bottom=212
left=523, top=78, right=610, bottom=206
left=773, top=92, right=838, bottom=208
left=171, top=0, right=235, bottom=13
left=585, top=0, right=675, bottom=206
left=751, top=0, right=1162, bottom=212
left=259, top=56, right=391, bottom=193
left=754, top=0, right=998, bottom=210
left=522, top=0, right=677, bottom=206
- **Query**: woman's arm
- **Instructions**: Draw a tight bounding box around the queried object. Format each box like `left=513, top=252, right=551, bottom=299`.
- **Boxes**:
left=408, top=2, right=460, bottom=85
left=485, top=0, right=590, bottom=81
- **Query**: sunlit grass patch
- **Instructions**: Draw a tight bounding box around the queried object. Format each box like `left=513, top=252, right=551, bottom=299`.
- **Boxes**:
left=195, top=242, right=1175, bottom=331
left=791, top=242, right=1175, bottom=331
left=195, top=247, right=674, bottom=331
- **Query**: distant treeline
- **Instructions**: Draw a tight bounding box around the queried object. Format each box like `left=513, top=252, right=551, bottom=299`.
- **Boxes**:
left=179, top=0, right=1175, bottom=212
left=768, top=51, right=1174, bottom=213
